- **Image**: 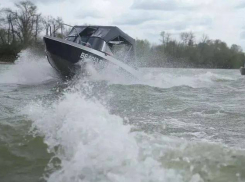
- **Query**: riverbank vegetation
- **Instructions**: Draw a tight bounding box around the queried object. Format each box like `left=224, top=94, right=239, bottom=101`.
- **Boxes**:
left=136, top=32, right=245, bottom=68
left=0, top=1, right=64, bottom=62
left=0, top=1, right=244, bottom=68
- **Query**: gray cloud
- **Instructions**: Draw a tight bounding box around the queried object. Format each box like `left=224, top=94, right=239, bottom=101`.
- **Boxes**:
left=157, top=17, right=212, bottom=32
left=241, top=31, right=245, bottom=39
left=131, top=0, right=197, bottom=11
left=235, top=2, right=245, bottom=9
left=114, top=9, right=212, bottom=32
left=75, top=10, right=104, bottom=19
left=113, top=16, right=156, bottom=25
left=112, top=10, right=161, bottom=25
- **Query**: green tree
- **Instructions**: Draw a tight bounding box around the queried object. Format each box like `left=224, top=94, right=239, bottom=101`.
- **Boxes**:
left=4, top=1, right=41, bottom=46
left=135, top=39, right=151, bottom=66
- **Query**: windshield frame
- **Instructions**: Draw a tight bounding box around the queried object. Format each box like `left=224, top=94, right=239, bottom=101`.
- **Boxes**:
left=66, top=35, right=113, bottom=56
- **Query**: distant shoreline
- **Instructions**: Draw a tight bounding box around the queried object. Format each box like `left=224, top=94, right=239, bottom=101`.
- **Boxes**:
left=0, top=61, right=14, bottom=64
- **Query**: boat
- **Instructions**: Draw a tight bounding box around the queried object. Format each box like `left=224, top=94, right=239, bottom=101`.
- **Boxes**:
left=43, top=25, right=137, bottom=78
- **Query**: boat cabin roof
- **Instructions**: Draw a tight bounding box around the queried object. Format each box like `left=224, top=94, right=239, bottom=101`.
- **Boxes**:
left=68, top=26, right=135, bottom=46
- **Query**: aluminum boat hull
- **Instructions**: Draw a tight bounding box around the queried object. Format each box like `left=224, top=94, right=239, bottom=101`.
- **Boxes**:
left=44, top=36, right=110, bottom=77
left=43, top=36, right=137, bottom=78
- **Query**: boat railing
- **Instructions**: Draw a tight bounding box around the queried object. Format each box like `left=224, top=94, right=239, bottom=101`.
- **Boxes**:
left=45, top=23, right=79, bottom=38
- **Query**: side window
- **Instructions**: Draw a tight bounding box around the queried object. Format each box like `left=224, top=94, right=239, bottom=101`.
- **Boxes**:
left=66, top=36, right=76, bottom=42
left=79, top=27, right=97, bottom=45
left=80, top=36, right=89, bottom=45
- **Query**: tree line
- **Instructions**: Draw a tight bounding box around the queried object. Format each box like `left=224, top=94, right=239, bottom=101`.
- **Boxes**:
left=0, top=1, right=65, bottom=62
left=135, top=32, right=245, bottom=68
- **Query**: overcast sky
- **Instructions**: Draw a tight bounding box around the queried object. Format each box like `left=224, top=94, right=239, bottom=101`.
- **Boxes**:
left=1, top=0, right=245, bottom=50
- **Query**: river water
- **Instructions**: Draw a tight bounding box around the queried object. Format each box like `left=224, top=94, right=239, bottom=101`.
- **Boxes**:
left=0, top=50, right=245, bottom=182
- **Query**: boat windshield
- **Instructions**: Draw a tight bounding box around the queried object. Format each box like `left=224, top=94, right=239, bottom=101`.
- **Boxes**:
left=66, top=36, right=113, bottom=56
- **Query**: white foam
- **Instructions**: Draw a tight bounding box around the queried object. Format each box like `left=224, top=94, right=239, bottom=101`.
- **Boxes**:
left=79, top=59, right=139, bottom=85
left=24, top=84, right=182, bottom=182
left=139, top=71, right=214, bottom=88
left=135, top=69, right=236, bottom=88
left=84, top=66, right=236, bottom=89
left=0, top=49, right=58, bottom=84
left=21, top=73, right=244, bottom=182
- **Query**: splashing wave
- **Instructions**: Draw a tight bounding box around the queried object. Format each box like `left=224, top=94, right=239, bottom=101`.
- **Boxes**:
left=0, top=49, right=57, bottom=84
left=24, top=84, right=182, bottom=182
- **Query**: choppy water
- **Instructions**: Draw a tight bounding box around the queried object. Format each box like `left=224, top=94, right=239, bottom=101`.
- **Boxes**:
left=1, top=50, right=245, bottom=182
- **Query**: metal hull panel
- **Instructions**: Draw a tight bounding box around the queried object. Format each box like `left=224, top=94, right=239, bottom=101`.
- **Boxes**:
left=44, top=36, right=107, bottom=77
left=46, top=51, right=78, bottom=77
left=43, top=36, right=138, bottom=78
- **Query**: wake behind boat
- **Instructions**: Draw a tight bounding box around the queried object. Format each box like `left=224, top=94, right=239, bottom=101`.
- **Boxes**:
left=43, top=25, right=138, bottom=78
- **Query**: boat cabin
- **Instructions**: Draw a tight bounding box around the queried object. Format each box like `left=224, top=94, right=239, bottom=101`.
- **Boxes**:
left=66, top=26, right=135, bottom=61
